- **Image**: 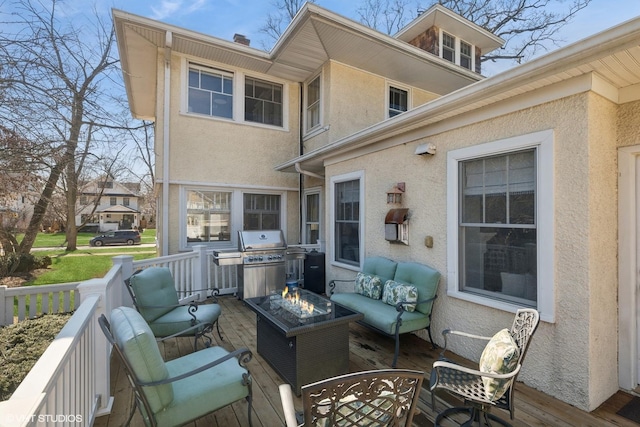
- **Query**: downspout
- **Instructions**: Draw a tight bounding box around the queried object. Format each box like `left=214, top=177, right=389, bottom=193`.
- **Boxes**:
left=162, top=31, right=172, bottom=256
left=298, top=83, right=304, bottom=244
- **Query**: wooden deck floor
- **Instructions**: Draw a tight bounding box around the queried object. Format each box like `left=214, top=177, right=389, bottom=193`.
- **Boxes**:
left=94, top=295, right=639, bottom=427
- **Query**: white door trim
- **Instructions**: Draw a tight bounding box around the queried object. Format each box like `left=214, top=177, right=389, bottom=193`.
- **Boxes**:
left=618, top=145, right=640, bottom=391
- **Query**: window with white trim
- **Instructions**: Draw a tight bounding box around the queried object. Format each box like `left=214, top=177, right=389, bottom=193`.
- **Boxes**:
left=440, top=32, right=475, bottom=71
left=303, top=189, right=321, bottom=244
left=460, top=41, right=472, bottom=70
left=332, top=172, right=364, bottom=267
left=243, top=193, right=281, bottom=230
left=447, top=130, right=555, bottom=321
left=123, top=197, right=130, bottom=207
left=388, top=86, right=408, bottom=118
left=110, top=197, right=117, bottom=206
left=442, top=32, right=455, bottom=63
left=186, top=190, right=232, bottom=243
left=244, top=77, right=283, bottom=126
left=188, top=65, right=233, bottom=119
left=305, top=75, right=321, bottom=132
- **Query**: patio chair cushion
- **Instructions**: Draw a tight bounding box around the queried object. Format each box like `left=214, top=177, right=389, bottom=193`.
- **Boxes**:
left=361, top=257, right=398, bottom=285
left=355, top=272, right=383, bottom=299
left=393, top=262, right=439, bottom=315
left=382, top=280, right=418, bottom=312
left=479, top=328, right=520, bottom=401
left=148, top=303, right=222, bottom=338
left=155, top=346, right=251, bottom=426
left=128, top=267, right=179, bottom=322
left=110, top=306, right=173, bottom=412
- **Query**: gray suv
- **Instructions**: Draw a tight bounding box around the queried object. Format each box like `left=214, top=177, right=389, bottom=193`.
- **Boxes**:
left=90, top=230, right=141, bottom=246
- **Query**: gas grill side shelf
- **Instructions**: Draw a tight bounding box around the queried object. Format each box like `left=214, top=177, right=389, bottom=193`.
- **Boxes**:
left=212, top=251, right=242, bottom=266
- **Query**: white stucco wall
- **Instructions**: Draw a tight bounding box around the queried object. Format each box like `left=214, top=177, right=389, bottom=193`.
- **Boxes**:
left=324, top=91, right=621, bottom=411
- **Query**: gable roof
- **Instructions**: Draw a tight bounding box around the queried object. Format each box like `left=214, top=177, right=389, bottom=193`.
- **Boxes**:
left=113, top=3, right=501, bottom=120
left=277, top=15, right=640, bottom=175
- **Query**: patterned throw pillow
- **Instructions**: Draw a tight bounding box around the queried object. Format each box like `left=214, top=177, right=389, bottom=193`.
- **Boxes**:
left=354, top=273, right=383, bottom=299
left=479, top=328, right=520, bottom=401
left=381, top=280, right=418, bottom=312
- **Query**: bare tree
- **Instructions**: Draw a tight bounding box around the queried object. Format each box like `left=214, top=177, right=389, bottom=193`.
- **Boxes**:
left=0, top=0, right=126, bottom=252
left=357, top=0, right=415, bottom=35
left=259, top=0, right=316, bottom=48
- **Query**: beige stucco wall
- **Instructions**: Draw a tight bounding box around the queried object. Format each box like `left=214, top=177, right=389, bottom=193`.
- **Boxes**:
left=155, top=52, right=301, bottom=253
left=324, top=91, right=621, bottom=411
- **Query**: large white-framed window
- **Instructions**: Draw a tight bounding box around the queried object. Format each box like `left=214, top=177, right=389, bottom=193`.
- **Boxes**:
left=188, top=64, right=233, bottom=119
left=303, top=188, right=322, bottom=245
left=331, top=171, right=364, bottom=269
left=181, top=187, right=286, bottom=249
left=447, top=130, right=555, bottom=322
left=387, top=84, right=409, bottom=118
left=305, top=74, right=321, bottom=133
left=244, top=76, right=283, bottom=127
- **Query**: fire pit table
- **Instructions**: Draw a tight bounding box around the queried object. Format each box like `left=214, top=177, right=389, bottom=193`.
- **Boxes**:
left=245, top=288, right=363, bottom=395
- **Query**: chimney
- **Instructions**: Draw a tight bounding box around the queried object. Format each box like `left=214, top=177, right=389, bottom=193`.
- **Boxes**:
left=233, top=33, right=250, bottom=46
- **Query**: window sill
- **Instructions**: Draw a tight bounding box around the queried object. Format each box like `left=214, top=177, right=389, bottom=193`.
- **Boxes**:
left=303, top=125, right=329, bottom=141
left=446, top=288, right=552, bottom=323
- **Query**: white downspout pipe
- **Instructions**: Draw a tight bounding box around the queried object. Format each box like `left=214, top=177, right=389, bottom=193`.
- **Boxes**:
left=295, top=162, right=324, bottom=180
left=162, top=31, right=172, bottom=255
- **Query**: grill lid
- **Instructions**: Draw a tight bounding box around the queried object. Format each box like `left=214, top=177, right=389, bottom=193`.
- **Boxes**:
left=238, top=230, right=286, bottom=251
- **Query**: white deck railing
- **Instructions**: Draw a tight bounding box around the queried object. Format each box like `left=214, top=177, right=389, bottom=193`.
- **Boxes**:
left=0, top=282, right=81, bottom=326
left=0, top=243, right=319, bottom=425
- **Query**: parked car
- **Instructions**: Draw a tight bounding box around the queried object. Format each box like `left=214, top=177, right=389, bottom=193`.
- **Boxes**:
left=90, top=230, right=141, bottom=246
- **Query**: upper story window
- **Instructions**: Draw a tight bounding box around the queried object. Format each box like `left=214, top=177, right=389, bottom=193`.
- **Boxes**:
left=79, top=196, right=88, bottom=205
left=447, top=130, right=555, bottom=322
left=245, top=77, right=283, bottom=126
left=460, top=41, right=472, bottom=70
left=305, top=75, right=321, bottom=132
left=388, top=86, right=408, bottom=118
left=442, top=32, right=455, bottom=63
left=123, top=197, right=130, bottom=207
left=188, top=66, right=233, bottom=119
left=99, top=181, right=113, bottom=189
left=110, top=197, right=117, bottom=206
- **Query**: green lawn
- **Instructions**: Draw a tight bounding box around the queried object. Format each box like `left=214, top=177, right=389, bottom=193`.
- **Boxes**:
left=18, top=228, right=156, bottom=247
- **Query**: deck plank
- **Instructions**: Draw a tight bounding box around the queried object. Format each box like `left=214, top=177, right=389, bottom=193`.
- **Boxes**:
left=98, top=295, right=638, bottom=427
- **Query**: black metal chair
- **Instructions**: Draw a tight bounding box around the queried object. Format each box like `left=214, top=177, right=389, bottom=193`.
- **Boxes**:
left=99, top=307, right=252, bottom=427
left=125, top=266, right=222, bottom=350
left=430, top=309, right=539, bottom=426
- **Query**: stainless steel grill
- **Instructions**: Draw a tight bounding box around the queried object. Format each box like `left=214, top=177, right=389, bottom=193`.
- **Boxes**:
left=213, top=230, right=288, bottom=299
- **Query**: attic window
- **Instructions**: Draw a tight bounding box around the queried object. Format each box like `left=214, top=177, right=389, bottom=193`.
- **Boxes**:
left=460, top=41, right=472, bottom=70
left=442, top=32, right=455, bottom=63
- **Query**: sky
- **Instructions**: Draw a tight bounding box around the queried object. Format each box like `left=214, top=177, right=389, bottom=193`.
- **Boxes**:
left=106, top=0, right=640, bottom=76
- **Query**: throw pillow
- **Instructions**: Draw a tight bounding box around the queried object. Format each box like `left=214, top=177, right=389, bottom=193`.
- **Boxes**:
left=479, top=328, right=520, bottom=401
left=381, top=280, right=418, bottom=312
left=354, top=273, right=383, bottom=299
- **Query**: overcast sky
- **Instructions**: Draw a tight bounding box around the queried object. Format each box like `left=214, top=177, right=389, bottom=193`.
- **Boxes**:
left=106, top=0, right=640, bottom=76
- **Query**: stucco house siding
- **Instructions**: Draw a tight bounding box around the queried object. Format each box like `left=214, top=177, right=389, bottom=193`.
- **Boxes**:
left=323, top=91, right=621, bottom=411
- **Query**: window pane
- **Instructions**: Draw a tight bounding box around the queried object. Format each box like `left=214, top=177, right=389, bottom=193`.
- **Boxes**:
left=212, top=93, right=232, bottom=118
left=186, top=190, right=231, bottom=243
left=389, top=86, right=408, bottom=117
left=243, top=193, right=281, bottom=230
left=335, top=180, right=359, bottom=266
left=306, top=193, right=319, bottom=222
left=308, top=77, right=320, bottom=104
left=245, top=77, right=283, bottom=126
left=336, top=222, right=359, bottom=264
left=201, top=73, right=222, bottom=92
left=188, top=70, right=199, bottom=88
left=188, top=66, right=233, bottom=118
left=188, top=88, right=211, bottom=115
left=306, top=76, right=321, bottom=130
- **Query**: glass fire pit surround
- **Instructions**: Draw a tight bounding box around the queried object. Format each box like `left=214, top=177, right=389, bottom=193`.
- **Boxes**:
left=245, top=288, right=363, bottom=394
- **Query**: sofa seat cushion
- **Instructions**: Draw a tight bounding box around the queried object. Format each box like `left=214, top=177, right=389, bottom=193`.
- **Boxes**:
left=155, top=346, right=250, bottom=426
left=331, top=293, right=429, bottom=336
left=148, top=303, right=222, bottom=338
left=355, top=273, right=383, bottom=299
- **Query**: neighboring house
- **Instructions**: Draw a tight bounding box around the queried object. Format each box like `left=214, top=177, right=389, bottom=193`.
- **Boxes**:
left=113, top=3, right=640, bottom=413
left=76, top=176, right=141, bottom=232
left=0, top=174, right=36, bottom=231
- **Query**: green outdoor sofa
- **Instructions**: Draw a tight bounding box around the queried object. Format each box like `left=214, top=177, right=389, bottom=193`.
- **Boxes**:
left=329, top=256, right=440, bottom=367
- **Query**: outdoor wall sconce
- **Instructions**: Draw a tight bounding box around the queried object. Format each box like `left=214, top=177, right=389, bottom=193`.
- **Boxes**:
left=387, top=182, right=405, bottom=204
left=385, top=208, right=409, bottom=245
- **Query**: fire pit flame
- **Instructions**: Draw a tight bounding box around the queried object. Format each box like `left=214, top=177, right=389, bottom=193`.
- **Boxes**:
left=281, top=287, right=314, bottom=315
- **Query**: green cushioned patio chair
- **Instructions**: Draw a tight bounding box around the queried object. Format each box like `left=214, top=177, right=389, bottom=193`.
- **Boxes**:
left=279, top=369, right=424, bottom=427
left=125, top=266, right=222, bottom=351
left=99, top=307, right=253, bottom=427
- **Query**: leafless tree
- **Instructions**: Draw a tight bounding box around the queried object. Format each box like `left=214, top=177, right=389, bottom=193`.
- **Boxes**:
left=357, top=0, right=415, bottom=35
left=0, top=0, right=128, bottom=252
left=259, top=0, right=316, bottom=48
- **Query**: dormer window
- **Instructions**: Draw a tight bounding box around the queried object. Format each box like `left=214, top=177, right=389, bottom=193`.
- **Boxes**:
left=460, top=41, right=472, bottom=70
left=440, top=30, right=475, bottom=72
left=442, top=32, right=455, bottom=63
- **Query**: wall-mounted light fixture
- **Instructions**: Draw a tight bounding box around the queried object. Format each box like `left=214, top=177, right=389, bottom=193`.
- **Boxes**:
left=387, top=182, right=405, bottom=204
left=415, top=142, right=436, bottom=155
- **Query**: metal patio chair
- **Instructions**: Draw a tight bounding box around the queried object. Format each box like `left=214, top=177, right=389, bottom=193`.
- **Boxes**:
left=430, top=309, right=539, bottom=426
left=99, top=307, right=253, bottom=427
left=125, top=266, right=222, bottom=351
left=279, top=369, right=424, bottom=427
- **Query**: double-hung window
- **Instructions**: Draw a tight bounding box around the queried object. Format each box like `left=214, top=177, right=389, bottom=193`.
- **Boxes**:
left=460, top=41, right=472, bottom=70
left=305, top=75, right=321, bottom=132
left=388, top=86, right=408, bottom=118
left=188, top=65, right=233, bottom=119
left=244, top=193, right=281, bottom=230
left=332, top=172, right=363, bottom=267
left=245, top=77, right=283, bottom=126
left=110, top=197, right=117, bottom=206
left=123, top=197, right=130, bottom=207
left=442, top=32, right=455, bottom=63
left=447, top=130, right=554, bottom=321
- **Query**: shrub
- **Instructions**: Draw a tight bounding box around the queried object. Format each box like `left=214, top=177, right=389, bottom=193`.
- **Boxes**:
left=0, top=253, right=52, bottom=277
left=0, top=313, right=71, bottom=400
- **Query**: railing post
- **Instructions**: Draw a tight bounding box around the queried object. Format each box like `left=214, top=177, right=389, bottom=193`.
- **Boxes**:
left=0, top=285, right=10, bottom=326
left=193, top=245, right=208, bottom=300
left=112, top=255, right=135, bottom=308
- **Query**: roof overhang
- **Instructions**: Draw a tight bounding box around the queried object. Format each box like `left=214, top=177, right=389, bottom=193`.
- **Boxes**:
left=394, top=3, right=504, bottom=52
left=113, top=3, right=484, bottom=120
left=277, top=16, right=640, bottom=175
